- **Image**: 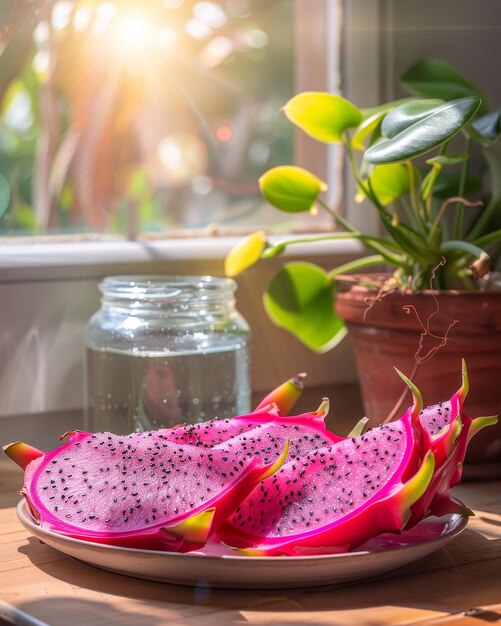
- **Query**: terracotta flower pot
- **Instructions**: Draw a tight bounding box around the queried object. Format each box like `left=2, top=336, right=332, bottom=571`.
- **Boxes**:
left=336, top=284, right=501, bottom=465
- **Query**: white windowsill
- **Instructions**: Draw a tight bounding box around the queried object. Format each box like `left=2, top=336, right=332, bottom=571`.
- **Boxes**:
left=0, top=236, right=366, bottom=281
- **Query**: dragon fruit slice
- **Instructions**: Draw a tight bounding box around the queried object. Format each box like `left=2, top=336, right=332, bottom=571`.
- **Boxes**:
left=4, top=430, right=287, bottom=552
left=163, top=399, right=342, bottom=450
left=218, top=389, right=435, bottom=556
left=406, top=361, right=498, bottom=524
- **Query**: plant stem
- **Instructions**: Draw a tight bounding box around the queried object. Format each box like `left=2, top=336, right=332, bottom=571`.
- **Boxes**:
left=271, top=226, right=408, bottom=269
left=317, top=196, right=410, bottom=268
left=406, top=160, right=429, bottom=232
left=273, top=231, right=399, bottom=250
left=430, top=197, right=482, bottom=243
left=453, top=135, right=471, bottom=239
left=317, top=199, right=358, bottom=233
left=472, top=228, right=501, bottom=249
left=467, top=142, right=501, bottom=240
left=343, top=131, right=385, bottom=212
left=401, top=196, right=424, bottom=233
left=327, top=255, right=386, bottom=279
left=406, top=161, right=420, bottom=217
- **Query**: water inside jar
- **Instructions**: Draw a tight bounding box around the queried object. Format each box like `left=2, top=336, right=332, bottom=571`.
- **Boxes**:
left=86, top=343, right=250, bottom=434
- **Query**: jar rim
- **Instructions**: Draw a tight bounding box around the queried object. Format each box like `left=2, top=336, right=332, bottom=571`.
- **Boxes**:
left=99, top=275, right=236, bottom=302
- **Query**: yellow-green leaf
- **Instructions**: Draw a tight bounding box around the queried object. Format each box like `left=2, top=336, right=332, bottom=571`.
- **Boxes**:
left=361, top=163, right=411, bottom=206
left=352, top=111, right=386, bottom=150
left=420, top=164, right=442, bottom=202
left=225, top=231, right=267, bottom=277
left=283, top=92, right=362, bottom=143
left=259, top=166, right=327, bottom=213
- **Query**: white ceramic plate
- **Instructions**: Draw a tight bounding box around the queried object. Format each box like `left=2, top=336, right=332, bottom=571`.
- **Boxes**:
left=17, top=500, right=467, bottom=589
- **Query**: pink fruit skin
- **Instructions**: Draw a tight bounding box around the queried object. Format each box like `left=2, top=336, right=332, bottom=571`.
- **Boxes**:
left=406, top=387, right=466, bottom=527
left=17, top=430, right=286, bottom=552
left=218, top=402, right=434, bottom=556
left=408, top=370, right=498, bottom=526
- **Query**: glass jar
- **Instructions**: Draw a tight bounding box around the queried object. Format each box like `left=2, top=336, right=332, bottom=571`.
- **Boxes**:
left=85, top=275, right=250, bottom=434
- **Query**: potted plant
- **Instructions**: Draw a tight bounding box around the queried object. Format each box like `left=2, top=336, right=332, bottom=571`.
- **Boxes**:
left=226, top=59, right=501, bottom=464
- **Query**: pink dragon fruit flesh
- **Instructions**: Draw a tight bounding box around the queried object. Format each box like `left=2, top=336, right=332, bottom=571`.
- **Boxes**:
left=4, top=429, right=287, bottom=552
left=218, top=386, right=436, bottom=556
left=166, top=399, right=347, bottom=461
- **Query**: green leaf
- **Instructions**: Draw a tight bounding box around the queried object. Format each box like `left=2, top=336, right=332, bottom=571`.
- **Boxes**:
left=0, top=173, right=11, bottom=219
left=381, top=99, right=444, bottom=139
left=386, top=219, right=439, bottom=266
left=440, top=239, right=488, bottom=261
left=473, top=228, right=501, bottom=249
left=328, top=254, right=390, bottom=277
left=264, top=262, right=347, bottom=353
left=352, top=111, right=386, bottom=151
left=421, top=154, right=469, bottom=201
left=353, top=99, right=421, bottom=150
left=259, top=165, right=327, bottom=213
left=283, top=92, right=362, bottom=143
left=10, top=201, right=37, bottom=231
left=401, top=59, right=489, bottom=114
left=360, top=98, right=416, bottom=120
left=365, top=179, right=439, bottom=266
left=364, top=97, right=482, bottom=164
left=426, top=154, right=469, bottom=166
left=432, top=170, right=481, bottom=199
left=420, top=164, right=442, bottom=202
left=363, top=163, right=411, bottom=206
left=467, top=109, right=501, bottom=145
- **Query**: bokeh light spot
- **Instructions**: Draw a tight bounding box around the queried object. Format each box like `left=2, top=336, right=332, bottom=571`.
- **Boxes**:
left=51, top=1, right=73, bottom=31
left=185, top=18, right=212, bottom=40
left=216, top=124, right=232, bottom=143
left=192, top=176, right=213, bottom=195
left=193, top=2, right=227, bottom=28
left=158, top=133, right=208, bottom=186
left=200, top=36, right=233, bottom=67
left=242, top=28, right=268, bottom=48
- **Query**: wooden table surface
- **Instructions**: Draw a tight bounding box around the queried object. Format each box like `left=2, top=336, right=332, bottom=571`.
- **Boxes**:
left=1, top=459, right=501, bottom=626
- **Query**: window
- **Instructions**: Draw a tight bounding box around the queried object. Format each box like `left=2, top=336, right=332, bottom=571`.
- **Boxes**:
left=0, top=1, right=361, bottom=440
left=0, top=0, right=340, bottom=239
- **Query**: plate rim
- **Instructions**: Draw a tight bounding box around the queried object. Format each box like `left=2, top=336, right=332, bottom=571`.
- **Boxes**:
left=16, top=499, right=469, bottom=563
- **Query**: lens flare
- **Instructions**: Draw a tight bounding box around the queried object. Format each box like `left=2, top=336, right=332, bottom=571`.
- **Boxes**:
left=112, top=12, right=154, bottom=50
